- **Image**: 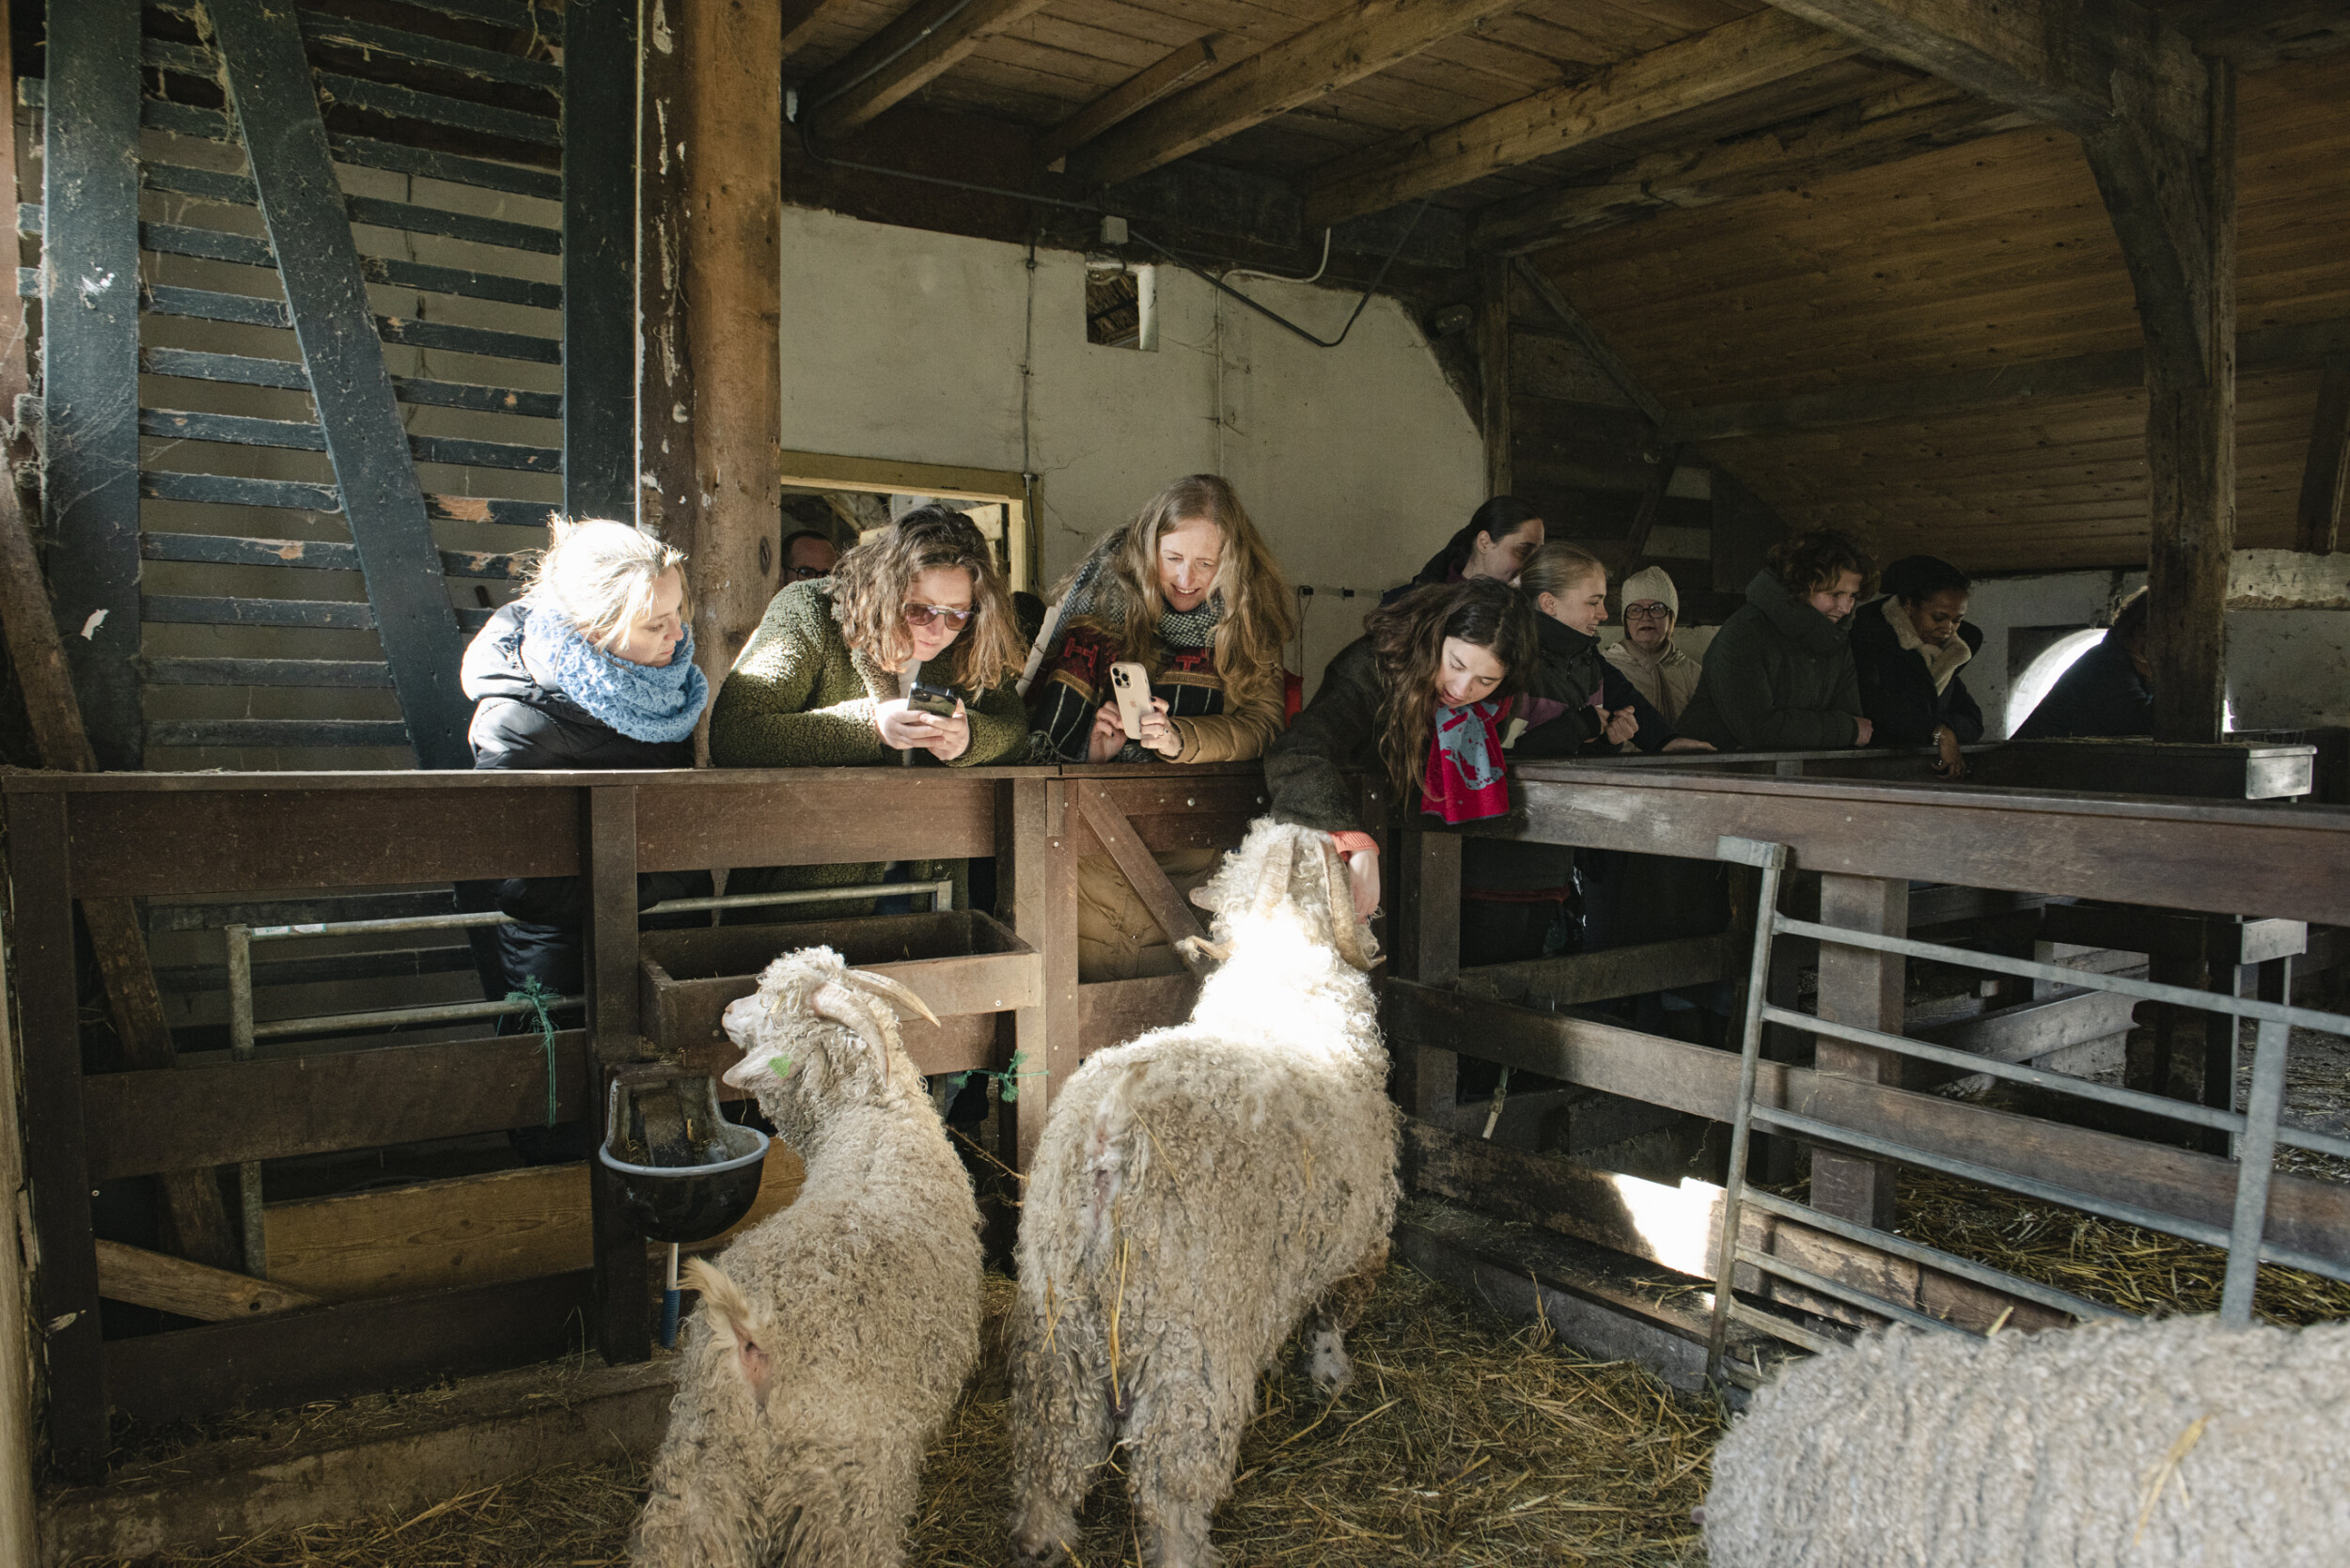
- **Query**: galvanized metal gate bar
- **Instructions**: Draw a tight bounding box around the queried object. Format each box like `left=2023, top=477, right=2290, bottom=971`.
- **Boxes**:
left=1707, top=836, right=2332, bottom=1384
left=207, top=0, right=473, bottom=768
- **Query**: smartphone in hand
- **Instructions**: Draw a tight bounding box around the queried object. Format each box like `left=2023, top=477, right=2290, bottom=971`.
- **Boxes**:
left=1109, top=661, right=1152, bottom=740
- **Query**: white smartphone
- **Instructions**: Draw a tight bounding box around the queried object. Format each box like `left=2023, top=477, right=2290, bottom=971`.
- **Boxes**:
left=1109, top=661, right=1152, bottom=741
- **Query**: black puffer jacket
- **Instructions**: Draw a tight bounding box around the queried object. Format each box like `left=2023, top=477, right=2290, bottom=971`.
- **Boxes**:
left=1850, top=595, right=1985, bottom=746
left=462, top=604, right=713, bottom=996
left=1676, top=571, right=1863, bottom=751
left=1512, top=615, right=1678, bottom=760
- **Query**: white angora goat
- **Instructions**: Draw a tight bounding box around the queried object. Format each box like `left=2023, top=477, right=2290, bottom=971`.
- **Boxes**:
left=1705, top=1314, right=2350, bottom=1568
left=629, top=947, right=983, bottom=1568
left=1007, top=819, right=1398, bottom=1567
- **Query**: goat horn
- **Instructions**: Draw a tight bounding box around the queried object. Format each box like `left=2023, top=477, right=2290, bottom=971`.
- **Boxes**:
left=1255, top=834, right=1299, bottom=917
left=1323, top=839, right=1373, bottom=971
left=843, top=968, right=940, bottom=1027
left=811, top=981, right=895, bottom=1077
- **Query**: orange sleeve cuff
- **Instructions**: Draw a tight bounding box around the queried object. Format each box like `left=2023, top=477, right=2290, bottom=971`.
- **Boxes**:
left=1330, top=831, right=1379, bottom=860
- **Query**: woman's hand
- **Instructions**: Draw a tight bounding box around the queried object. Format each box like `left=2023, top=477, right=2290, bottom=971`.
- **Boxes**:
left=876, top=698, right=947, bottom=752
left=922, top=699, right=972, bottom=761
left=1602, top=705, right=1639, bottom=746
left=1933, top=725, right=1967, bottom=779
left=1087, top=701, right=1125, bottom=763
left=1344, top=845, right=1381, bottom=922
left=1853, top=716, right=1875, bottom=746
left=1662, top=737, right=1715, bottom=753
left=1137, top=697, right=1180, bottom=759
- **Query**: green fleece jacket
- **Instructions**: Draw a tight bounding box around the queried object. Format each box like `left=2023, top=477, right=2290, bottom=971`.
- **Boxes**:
left=1675, top=570, right=1864, bottom=752
left=707, top=578, right=1028, bottom=915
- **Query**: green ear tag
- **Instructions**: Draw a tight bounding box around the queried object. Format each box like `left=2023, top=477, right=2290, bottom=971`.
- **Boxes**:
left=768, top=1053, right=791, bottom=1076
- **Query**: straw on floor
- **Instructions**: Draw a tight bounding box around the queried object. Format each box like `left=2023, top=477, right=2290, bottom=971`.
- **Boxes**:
left=73, top=1262, right=1719, bottom=1568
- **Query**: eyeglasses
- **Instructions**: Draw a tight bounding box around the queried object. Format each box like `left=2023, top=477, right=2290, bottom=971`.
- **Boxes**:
left=1623, top=603, right=1671, bottom=621
left=901, top=603, right=975, bottom=629
left=785, top=564, right=830, bottom=582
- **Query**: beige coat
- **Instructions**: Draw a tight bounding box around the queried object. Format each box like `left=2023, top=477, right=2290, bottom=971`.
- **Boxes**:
left=1605, top=635, right=1703, bottom=723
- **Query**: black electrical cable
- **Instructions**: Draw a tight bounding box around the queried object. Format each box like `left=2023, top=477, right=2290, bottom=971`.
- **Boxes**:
left=791, top=113, right=1436, bottom=351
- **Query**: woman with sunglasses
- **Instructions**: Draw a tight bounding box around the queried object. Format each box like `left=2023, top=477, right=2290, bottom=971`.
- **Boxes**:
left=709, top=506, right=1029, bottom=909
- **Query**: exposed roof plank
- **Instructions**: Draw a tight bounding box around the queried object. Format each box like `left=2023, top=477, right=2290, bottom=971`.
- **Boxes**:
left=782, top=0, right=867, bottom=59
left=1301, top=8, right=1865, bottom=227
left=1068, top=0, right=1536, bottom=188
left=1039, top=36, right=1221, bottom=167
left=1512, top=257, right=1668, bottom=427
left=805, top=0, right=1068, bottom=135
left=1473, top=78, right=2028, bottom=254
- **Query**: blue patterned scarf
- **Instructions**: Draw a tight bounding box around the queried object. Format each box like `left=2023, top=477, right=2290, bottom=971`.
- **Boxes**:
left=520, top=604, right=709, bottom=744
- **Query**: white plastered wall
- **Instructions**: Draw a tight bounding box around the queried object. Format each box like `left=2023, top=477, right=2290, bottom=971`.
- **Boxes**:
left=775, top=205, right=1485, bottom=685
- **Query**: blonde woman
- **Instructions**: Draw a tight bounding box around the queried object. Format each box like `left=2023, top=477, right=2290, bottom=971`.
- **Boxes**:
left=708, top=505, right=1028, bottom=911
left=1022, top=475, right=1296, bottom=979
left=462, top=518, right=713, bottom=1159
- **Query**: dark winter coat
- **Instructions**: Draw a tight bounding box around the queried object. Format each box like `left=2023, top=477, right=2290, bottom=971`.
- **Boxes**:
left=1676, top=571, right=1864, bottom=752
left=1512, top=615, right=1680, bottom=760
left=462, top=604, right=713, bottom=997
left=1850, top=595, right=1985, bottom=746
left=2012, top=632, right=2154, bottom=740
left=1264, top=635, right=1570, bottom=898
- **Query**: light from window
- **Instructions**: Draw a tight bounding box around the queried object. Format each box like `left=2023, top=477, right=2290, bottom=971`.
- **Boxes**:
left=2006, top=629, right=2104, bottom=734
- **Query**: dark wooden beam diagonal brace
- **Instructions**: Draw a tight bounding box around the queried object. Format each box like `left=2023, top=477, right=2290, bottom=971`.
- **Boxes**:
left=562, top=0, right=635, bottom=522
left=1472, top=80, right=2029, bottom=257
left=2295, top=353, right=2350, bottom=556
left=1036, top=36, right=1216, bottom=172
left=804, top=0, right=1063, bottom=138
left=1306, top=8, right=1866, bottom=229
left=1069, top=0, right=1532, bottom=190
left=41, top=0, right=145, bottom=771
left=206, top=0, right=472, bottom=768
left=1512, top=259, right=1667, bottom=430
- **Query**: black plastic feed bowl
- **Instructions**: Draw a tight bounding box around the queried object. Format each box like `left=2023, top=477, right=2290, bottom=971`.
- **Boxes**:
left=599, top=1074, right=772, bottom=1245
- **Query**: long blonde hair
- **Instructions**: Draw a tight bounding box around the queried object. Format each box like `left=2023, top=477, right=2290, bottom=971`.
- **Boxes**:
left=1057, top=475, right=1296, bottom=711
left=828, top=506, right=1026, bottom=689
left=520, top=519, right=686, bottom=651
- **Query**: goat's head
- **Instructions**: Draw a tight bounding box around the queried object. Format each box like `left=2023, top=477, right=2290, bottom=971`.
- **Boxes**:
left=1191, top=818, right=1379, bottom=972
left=719, top=946, right=938, bottom=1136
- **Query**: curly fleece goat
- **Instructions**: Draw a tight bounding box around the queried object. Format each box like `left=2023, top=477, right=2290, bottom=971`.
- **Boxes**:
left=629, top=948, right=983, bottom=1568
left=1007, top=819, right=1399, bottom=1568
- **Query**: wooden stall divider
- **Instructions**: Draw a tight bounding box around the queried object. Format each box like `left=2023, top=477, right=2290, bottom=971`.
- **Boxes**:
left=1810, top=873, right=1910, bottom=1231
left=585, top=786, right=650, bottom=1364
left=1392, top=830, right=1464, bottom=1122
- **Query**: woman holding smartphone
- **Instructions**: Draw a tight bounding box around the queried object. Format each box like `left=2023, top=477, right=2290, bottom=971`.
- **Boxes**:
left=1021, top=474, right=1294, bottom=978
left=709, top=505, right=1029, bottom=913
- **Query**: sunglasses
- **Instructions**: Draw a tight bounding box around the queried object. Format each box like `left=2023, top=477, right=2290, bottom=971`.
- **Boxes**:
left=901, top=603, right=975, bottom=629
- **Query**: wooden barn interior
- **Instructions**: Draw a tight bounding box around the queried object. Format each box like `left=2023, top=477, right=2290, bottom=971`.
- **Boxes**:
left=0, top=0, right=2347, bottom=1559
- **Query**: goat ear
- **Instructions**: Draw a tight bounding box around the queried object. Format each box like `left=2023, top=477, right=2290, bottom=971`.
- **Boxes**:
left=734, top=1333, right=774, bottom=1411
left=684, top=1257, right=773, bottom=1410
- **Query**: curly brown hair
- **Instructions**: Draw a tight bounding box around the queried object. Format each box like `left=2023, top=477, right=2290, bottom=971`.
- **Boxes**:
left=1367, top=578, right=1539, bottom=804
left=1765, top=530, right=1877, bottom=598
left=1054, top=475, right=1297, bottom=713
left=828, top=506, right=1026, bottom=690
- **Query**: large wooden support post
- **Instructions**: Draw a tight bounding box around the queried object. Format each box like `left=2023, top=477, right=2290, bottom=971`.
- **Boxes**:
left=1393, top=831, right=1463, bottom=1121
left=562, top=0, right=637, bottom=522
left=669, top=0, right=784, bottom=741
left=584, top=786, right=650, bottom=1365
left=1810, top=872, right=1907, bottom=1231
left=2296, top=353, right=2350, bottom=557
left=40, top=0, right=144, bottom=770
left=6, top=794, right=105, bottom=1481
left=635, top=0, right=695, bottom=543
left=2083, top=60, right=2237, bottom=743
left=0, top=892, right=38, bottom=1561
left=1002, top=777, right=1077, bottom=1168
left=1475, top=257, right=1512, bottom=496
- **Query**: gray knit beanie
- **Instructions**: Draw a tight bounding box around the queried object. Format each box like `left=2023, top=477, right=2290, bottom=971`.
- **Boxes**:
left=1621, top=564, right=1679, bottom=622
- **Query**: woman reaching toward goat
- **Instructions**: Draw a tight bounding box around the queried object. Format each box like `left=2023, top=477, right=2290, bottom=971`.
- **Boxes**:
left=1021, top=475, right=1296, bottom=980
left=1263, top=577, right=1542, bottom=928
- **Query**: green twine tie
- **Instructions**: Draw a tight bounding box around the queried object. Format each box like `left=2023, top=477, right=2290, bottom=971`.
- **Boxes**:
left=505, top=977, right=560, bottom=1125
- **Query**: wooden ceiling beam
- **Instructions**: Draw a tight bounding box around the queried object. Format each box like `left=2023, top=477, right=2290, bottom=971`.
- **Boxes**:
left=779, top=0, right=859, bottom=60
left=802, top=0, right=1060, bottom=137
left=1036, top=35, right=1216, bottom=172
left=1302, top=8, right=1866, bottom=230
left=2294, top=354, right=2350, bottom=556
left=1066, top=0, right=1533, bottom=190
left=1512, top=259, right=1668, bottom=430
left=1471, top=80, right=2029, bottom=257
left=1664, top=316, right=2350, bottom=444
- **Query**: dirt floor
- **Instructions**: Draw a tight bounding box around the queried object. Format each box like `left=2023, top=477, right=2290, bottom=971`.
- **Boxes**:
left=77, top=1264, right=1719, bottom=1568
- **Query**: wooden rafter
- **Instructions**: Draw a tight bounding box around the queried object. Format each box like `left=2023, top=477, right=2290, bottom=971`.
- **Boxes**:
left=1302, top=8, right=1866, bottom=229
left=1067, top=0, right=1530, bottom=189
left=1662, top=318, right=2350, bottom=443
left=804, top=0, right=1061, bottom=137
left=1512, top=259, right=1667, bottom=430
left=2295, top=355, right=2350, bottom=556
left=780, top=0, right=860, bottom=59
left=1037, top=36, right=1216, bottom=171
left=1471, top=79, right=2029, bottom=257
